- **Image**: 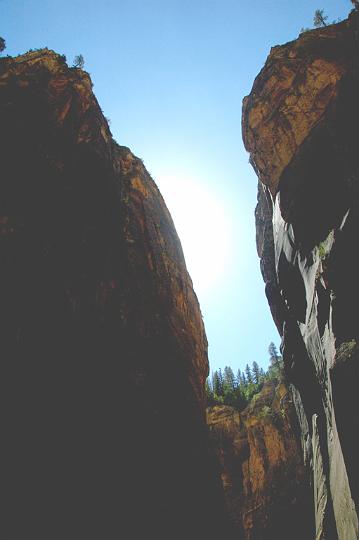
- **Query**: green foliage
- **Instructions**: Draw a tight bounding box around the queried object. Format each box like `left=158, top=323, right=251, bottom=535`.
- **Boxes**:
left=206, top=379, right=217, bottom=406
left=252, top=361, right=261, bottom=384
left=301, top=7, right=343, bottom=35
left=258, top=405, right=272, bottom=418
left=267, top=343, right=284, bottom=381
left=258, top=405, right=283, bottom=429
left=314, top=9, right=328, bottom=27
left=206, top=342, right=283, bottom=411
left=267, top=362, right=283, bottom=382
left=212, top=369, right=224, bottom=396
left=223, top=366, right=236, bottom=392
left=73, top=54, right=85, bottom=69
left=245, top=363, right=252, bottom=384
left=242, top=381, right=263, bottom=402
left=318, top=242, right=326, bottom=260
left=268, top=342, right=281, bottom=368
left=0, top=37, right=5, bottom=54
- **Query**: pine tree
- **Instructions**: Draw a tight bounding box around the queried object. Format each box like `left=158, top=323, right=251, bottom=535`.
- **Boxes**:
left=212, top=370, right=224, bottom=396
left=224, top=366, right=235, bottom=391
left=212, top=371, right=219, bottom=395
left=0, top=37, right=5, bottom=54
left=218, top=368, right=224, bottom=394
left=313, top=9, right=328, bottom=27
left=205, top=378, right=215, bottom=404
left=241, top=372, right=247, bottom=387
left=236, top=369, right=242, bottom=388
left=268, top=342, right=280, bottom=367
left=73, top=54, right=85, bottom=69
left=252, top=361, right=260, bottom=384
left=245, top=364, right=252, bottom=384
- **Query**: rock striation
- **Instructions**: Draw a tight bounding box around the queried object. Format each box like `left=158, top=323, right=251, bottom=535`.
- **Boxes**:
left=243, top=11, right=359, bottom=540
left=207, top=380, right=314, bottom=540
left=0, top=49, right=229, bottom=540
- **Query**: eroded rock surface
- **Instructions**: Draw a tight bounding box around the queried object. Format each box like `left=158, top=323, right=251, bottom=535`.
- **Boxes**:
left=0, top=50, right=229, bottom=540
left=243, top=12, right=359, bottom=540
left=207, top=381, right=313, bottom=540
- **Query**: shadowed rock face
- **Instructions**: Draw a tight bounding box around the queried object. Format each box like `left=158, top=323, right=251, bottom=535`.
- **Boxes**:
left=207, top=381, right=314, bottom=540
left=243, top=12, right=359, bottom=540
left=0, top=50, right=229, bottom=540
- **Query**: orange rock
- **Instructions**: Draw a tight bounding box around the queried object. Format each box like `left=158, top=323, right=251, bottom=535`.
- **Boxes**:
left=207, top=381, right=314, bottom=540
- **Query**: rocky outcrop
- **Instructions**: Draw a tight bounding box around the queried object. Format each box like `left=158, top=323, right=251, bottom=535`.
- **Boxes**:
left=0, top=50, right=229, bottom=540
left=243, top=12, right=359, bottom=540
left=207, top=380, right=314, bottom=539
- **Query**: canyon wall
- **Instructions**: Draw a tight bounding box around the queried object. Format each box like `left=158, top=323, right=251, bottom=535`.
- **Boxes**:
left=207, top=380, right=314, bottom=540
left=243, top=11, right=359, bottom=540
left=0, top=50, right=229, bottom=540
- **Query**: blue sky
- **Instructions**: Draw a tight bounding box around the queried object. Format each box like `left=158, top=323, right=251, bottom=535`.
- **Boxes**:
left=1, top=0, right=350, bottom=373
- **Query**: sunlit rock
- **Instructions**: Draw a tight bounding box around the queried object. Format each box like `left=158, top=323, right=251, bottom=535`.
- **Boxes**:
left=207, top=380, right=314, bottom=539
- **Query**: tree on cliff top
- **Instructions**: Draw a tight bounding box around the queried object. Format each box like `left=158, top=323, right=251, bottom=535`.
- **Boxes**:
left=0, top=37, right=5, bottom=54
left=313, top=9, right=328, bottom=26
left=351, top=0, right=359, bottom=10
left=73, top=54, right=85, bottom=69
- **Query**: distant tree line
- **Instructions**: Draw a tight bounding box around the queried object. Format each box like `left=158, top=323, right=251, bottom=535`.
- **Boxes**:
left=206, top=342, right=283, bottom=411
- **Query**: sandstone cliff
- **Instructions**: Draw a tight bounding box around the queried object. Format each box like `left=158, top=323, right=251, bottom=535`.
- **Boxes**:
left=0, top=49, right=229, bottom=540
left=243, top=11, right=359, bottom=540
left=207, top=380, right=314, bottom=539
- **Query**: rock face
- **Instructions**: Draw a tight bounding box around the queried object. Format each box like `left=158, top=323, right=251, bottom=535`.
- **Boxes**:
left=207, top=381, right=314, bottom=539
left=243, top=12, right=359, bottom=540
left=0, top=50, right=229, bottom=540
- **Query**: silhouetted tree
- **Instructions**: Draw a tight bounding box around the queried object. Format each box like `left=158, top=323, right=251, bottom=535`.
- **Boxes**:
left=73, top=54, right=85, bottom=69
left=0, top=37, right=5, bottom=54
left=351, top=0, right=359, bottom=10
left=314, top=9, right=328, bottom=26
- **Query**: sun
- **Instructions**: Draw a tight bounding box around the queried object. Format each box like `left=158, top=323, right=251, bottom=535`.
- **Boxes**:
left=157, top=174, right=230, bottom=298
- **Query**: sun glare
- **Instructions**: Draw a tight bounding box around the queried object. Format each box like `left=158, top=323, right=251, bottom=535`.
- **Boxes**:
left=157, top=175, right=231, bottom=298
